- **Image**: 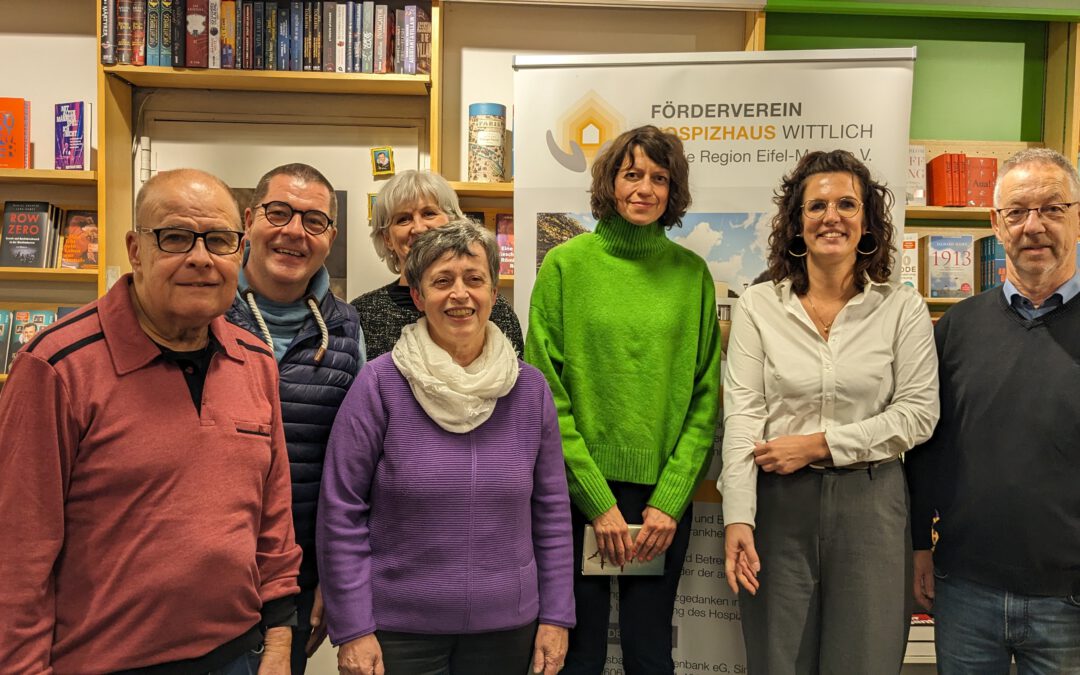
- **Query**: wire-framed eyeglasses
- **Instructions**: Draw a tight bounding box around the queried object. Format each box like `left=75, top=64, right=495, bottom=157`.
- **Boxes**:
left=801, top=197, right=863, bottom=220
left=258, top=201, right=334, bottom=235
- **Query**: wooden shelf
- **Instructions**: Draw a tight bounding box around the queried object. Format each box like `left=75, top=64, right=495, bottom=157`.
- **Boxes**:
left=906, top=205, right=992, bottom=221
left=103, top=65, right=431, bottom=96
left=906, top=224, right=993, bottom=238
left=924, top=296, right=970, bottom=305
left=0, top=268, right=98, bottom=283
left=449, top=181, right=514, bottom=198
left=0, top=169, right=97, bottom=186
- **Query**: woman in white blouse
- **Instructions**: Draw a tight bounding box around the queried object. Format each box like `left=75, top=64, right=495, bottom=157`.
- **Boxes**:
left=719, top=150, right=940, bottom=674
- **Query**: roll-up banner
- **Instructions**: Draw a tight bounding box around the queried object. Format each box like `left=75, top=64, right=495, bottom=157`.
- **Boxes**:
left=513, top=48, right=915, bottom=674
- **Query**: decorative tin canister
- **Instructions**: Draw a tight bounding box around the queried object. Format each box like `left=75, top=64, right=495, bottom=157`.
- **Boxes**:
left=468, top=102, right=506, bottom=182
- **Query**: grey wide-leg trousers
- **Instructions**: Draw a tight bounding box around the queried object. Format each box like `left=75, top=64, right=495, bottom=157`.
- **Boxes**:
left=738, top=460, right=912, bottom=675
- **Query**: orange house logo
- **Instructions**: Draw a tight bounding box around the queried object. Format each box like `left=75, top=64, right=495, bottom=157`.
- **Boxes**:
left=546, top=92, right=625, bottom=173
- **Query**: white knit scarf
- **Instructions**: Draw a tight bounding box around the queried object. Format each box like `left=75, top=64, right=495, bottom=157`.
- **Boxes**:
left=392, top=317, right=519, bottom=433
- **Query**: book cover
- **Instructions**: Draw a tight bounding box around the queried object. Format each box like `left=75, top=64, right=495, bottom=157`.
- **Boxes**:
left=0, top=98, right=30, bottom=169
left=276, top=1, right=290, bottom=70
left=0, top=202, right=54, bottom=268
left=290, top=1, right=303, bottom=70
left=186, top=0, right=210, bottom=67
left=373, top=4, right=387, bottom=74
left=980, top=237, right=1006, bottom=291
left=45, top=204, right=62, bottom=268
left=59, top=210, right=100, bottom=270
left=360, top=1, right=374, bottom=73
left=0, top=310, right=11, bottom=375
left=496, top=213, right=514, bottom=276
left=132, top=0, right=147, bottom=65
left=147, top=0, right=161, bottom=66
left=415, top=4, right=430, bottom=75
left=966, top=156, right=997, bottom=207
left=403, top=4, right=416, bottom=74
left=208, top=0, right=221, bottom=68
left=950, top=153, right=966, bottom=208
left=221, top=0, right=237, bottom=67
left=925, top=234, right=975, bottom=298
left=582, top=525, right=664, bottom=576
left=171, top=0, right=187, bottom=66
left=7, top=310, right=55, bottom=373
left=926, top=154, right=950, bottom=207
left=55, top=102, right=90, bottom=171
left=906, top=144, right=926, bottom=206
left=116, top=0, right=134, bottom=64
left=900, top=231, right=919, bottom=291
left=335, top=2, right=347, bottom=72
left=322, top=1, right=335, bottom=72
left=101, top=0, right=118, bottom=65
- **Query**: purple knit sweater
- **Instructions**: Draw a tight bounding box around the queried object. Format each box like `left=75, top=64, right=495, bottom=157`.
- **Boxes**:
left=317, top=353, right=575, bottom=644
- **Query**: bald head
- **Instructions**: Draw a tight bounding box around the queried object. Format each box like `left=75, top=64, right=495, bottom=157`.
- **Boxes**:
left=136, top=169, right=241, bottom=231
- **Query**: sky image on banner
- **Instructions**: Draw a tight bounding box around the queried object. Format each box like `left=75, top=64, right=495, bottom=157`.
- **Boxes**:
left=513, top=48, right=915, bottom=674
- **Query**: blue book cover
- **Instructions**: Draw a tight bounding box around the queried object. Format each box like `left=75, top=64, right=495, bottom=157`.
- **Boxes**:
left=276, top=1, right=290, bottom=70
left=350, top=1, right=361, bottom=72
left=54, top=102, right=89, bottom=171
left=290, top=1, right=303, bottom=70
left=147, top=0, right=161, bottom=65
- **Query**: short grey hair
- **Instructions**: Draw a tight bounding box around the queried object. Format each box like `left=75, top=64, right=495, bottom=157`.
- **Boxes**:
left=370, top=170, right=465, bottom=274
left=404, top=218, right=500, bottom=293
left=995, top=148, right=1080, bottom=205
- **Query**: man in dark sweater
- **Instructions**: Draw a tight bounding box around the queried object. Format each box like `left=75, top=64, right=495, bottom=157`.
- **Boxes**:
left=907, top=148, right=1080, bottom=673
left=227, top=163, right=364, bottom=674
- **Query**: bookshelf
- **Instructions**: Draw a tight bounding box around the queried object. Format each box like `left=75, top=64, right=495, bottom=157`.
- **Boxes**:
left=102, top=65, right=431, bottom=96
left=0, top=170, right=97, bottom=187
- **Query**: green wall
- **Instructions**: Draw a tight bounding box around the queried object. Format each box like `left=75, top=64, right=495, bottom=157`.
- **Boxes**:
left=765, top=13, right=1047, bottom=142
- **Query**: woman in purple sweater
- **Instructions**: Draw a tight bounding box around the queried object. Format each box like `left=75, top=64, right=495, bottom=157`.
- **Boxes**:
left=318, top=219, right=575, bottom=675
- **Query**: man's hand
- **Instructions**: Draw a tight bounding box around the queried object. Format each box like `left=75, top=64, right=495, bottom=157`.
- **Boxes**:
left=753, top=433, right=830, bottom=474
left=723, top=523, right=761, bottom=595
left=338, top=634, right=384, bottom=675
left=257, top=626, right=291, bottom=675
left=531, top=623, right=568, bottom=674
left=913, top=549, right=935, bottom=611
left=592, top=505, right=634, bottom=567
left=635, top=506, right=677, bottom=562
left=305, top=585, right=328, bottom=657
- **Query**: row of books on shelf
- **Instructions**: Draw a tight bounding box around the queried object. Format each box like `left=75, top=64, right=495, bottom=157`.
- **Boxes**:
left=0, top=202, right=98, bottom=270
left=0, top=308, right=75, bottom=375
left=901, top=232, right=1080, bottom=299
left=906, top=146, right=997, bottom=208
left=100, top=0, right=432, bottom=75
left=0, top=98, right=92, bottom=171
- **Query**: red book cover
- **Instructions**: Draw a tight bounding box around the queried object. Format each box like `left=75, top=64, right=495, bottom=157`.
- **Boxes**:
left=954, top=153, right=967, bottom=208
left=132, top=0, right=147, bottom=65
left=186, top=0, right=210, bottom=67
left=926, top=154, right=952, bottom=207
left=0, top=98, right=30, bottom=169
left=966, top=157, right=997, bottom=207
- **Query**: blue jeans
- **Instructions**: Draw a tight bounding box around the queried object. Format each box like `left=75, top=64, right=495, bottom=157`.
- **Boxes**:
left=934, top=570, right=1080, bottom=674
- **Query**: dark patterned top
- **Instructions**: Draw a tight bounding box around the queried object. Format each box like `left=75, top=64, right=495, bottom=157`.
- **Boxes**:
left=350, top=281, right=525, bottom=360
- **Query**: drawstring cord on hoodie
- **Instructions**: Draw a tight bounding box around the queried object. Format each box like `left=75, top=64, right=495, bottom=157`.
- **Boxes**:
left=243, top=289, right=330, bottom=364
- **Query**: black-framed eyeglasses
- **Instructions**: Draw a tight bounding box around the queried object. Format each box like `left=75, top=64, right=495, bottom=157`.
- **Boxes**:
left=138, top=227, right=243, bottom=255
left=801, top=197, right=863, bottom=220
left=995, top=202, right=1079, bottom=228
left=258, top=201, right=334, bottom=235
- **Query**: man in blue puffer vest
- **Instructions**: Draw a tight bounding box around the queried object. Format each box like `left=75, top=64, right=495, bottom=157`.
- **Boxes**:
left=227, top=163, right=365, bottom=674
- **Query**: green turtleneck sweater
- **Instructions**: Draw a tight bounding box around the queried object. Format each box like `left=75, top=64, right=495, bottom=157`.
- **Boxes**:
left=526, top=214, right=722, bottom=521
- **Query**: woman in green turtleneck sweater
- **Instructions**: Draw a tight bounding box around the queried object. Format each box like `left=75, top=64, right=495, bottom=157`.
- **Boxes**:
left=526, top=126, right=722, bottom=675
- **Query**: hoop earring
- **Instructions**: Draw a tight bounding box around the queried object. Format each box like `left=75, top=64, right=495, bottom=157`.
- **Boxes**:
left=788, top=235, right=808, bottom=258
left=856, top=233, right=878, bottom=256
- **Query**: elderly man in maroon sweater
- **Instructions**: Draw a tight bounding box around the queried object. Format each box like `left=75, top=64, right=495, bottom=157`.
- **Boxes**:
left=0, top=169, right=301, bottom=674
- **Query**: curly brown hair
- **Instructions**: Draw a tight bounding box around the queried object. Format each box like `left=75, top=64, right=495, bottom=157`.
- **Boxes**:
left=766, top=150, right=895, bottom=295
left=590, top=125, right=691, bottom=230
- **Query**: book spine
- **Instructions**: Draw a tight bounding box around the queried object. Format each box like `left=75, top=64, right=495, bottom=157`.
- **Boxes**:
left=116, top=0, right=133, bottom=64
left=289, top=1, right=302, bottom=70
left=171, top=0, right=186, bottom=66
left=208, top=0, right=221, bottom=68
left=373, top=4, right=386, bottom=74
left=349, top=2, right=360, bottom=73
left=393, top=8, right=403, bottom=74
left=403, top=4, right=415, bottom=75
left=147, top=0, right=161, bottom=66
left=312, top=0, right=322, bottom=72
left=252, top=1, right=264, bottom=69
left=186, top=0, right=209, bottom=67
left=335, top=2, right=346, bottom=72
left=276, top=2, right=290, bottom=70
left=415, top=5, right=430, bottom=74
left=302, top=0, right=312, bottom=71
left=233, top=0, right=244, bottom=67
left=131, top=0, right=147, bottom=65
left=323, top=2, right=335, bottom=72
left=360, top=1, right=373, bottom=73
left=101, top=0, right=118, bottom=65
left=161, top=0, right=173, bottom=65
left=221, top=0, right=236, bottom=67
left=23, top=101, right=30, bottom=169
left=264, top=1, right=276, bottom=70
